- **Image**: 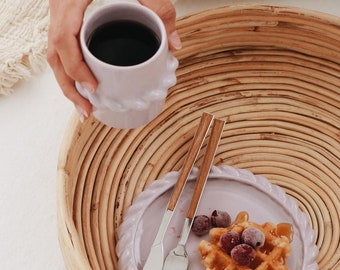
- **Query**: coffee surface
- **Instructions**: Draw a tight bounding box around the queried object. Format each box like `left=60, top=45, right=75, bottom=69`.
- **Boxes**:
left=87, top=20, right=160, bottom=66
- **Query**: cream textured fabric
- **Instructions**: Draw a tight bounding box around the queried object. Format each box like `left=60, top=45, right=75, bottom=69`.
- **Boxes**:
left=0, top=0, right=49, bottom=95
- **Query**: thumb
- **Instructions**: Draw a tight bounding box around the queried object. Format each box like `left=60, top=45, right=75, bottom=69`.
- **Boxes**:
left=168, top=30, right=182, bottom=51
left=138, top=0, right=182, bottom=50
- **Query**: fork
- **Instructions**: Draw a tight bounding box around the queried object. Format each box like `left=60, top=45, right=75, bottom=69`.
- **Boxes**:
left=162, top=118, right=225, bottom=270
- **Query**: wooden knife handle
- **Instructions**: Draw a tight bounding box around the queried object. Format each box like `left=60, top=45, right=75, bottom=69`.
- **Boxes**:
left=186, top=118, right=225, bottom=219
left=167, top=112, right=214, bottom=211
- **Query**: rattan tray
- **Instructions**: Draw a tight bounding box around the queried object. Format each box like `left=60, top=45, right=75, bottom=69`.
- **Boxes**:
left=57, top=5, right=340, bottom=270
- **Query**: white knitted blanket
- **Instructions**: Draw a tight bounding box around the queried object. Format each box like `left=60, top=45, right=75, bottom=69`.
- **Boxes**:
left=0, top=0, right=49, bottom=95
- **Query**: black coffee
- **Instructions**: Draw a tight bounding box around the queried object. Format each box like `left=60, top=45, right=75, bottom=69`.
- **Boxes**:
left=87, top=20, right=160, bottom=66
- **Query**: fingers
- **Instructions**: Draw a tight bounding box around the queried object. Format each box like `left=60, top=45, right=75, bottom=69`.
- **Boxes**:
left=47, top=46, right=93, bottom=120
left=138, top=0, right=182, bottom=50
left=48, top=0, right=96, bottom=122
left=50, top=28, right=97, bottom=92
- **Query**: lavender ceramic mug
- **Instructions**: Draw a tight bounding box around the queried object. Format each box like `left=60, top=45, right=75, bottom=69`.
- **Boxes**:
left=76, top=2, right=178, bottom=129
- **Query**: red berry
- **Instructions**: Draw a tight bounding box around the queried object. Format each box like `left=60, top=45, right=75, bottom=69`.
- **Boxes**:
left=191, top=215, right=211, bottom=236
left=219, top=231, right=240, bottom=254
left=242, top=227, right=265, bottom=248
left=231, top=244, right=256, bottom=266
left=211, top=210, right=231, bottom=227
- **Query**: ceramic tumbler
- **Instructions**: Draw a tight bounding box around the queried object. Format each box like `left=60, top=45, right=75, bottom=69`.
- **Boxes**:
left=76, top=2, right=178, bottom=129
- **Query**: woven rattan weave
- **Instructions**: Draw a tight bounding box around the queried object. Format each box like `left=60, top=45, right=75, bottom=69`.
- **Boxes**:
left=57, top=5, right=340, bottom=270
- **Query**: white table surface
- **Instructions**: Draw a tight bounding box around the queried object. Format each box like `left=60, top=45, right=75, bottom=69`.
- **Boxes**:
left=0, top=1, right=338, bottom=269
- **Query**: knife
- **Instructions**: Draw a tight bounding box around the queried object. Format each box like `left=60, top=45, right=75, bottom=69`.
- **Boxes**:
left=162, top=118, right=225, bottom=270
left=142, top=112, right=214, bottom=270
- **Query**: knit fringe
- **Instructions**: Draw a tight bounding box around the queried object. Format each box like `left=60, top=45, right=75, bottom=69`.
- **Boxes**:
left=0, top=0, right=49, bottom=96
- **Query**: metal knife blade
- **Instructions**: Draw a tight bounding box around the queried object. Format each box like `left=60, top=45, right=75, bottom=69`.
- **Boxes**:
left=142, top=112, right=214, bottom=270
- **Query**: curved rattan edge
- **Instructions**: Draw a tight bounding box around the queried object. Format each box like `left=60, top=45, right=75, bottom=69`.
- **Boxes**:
left=57, top=112, right=93, bottom=270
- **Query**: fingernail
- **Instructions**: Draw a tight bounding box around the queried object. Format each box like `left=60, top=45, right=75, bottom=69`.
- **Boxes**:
left=169, top=31, right=182, bottom=50
left=81, top=82, right=95, bottom=93
left=75, top=105, right=89, bottom=123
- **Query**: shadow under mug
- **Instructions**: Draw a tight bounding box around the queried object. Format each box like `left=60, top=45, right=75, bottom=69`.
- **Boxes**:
left=76, top=2, right=178, bottom=129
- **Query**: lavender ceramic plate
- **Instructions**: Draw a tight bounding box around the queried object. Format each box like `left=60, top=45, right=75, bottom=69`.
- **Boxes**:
left=117, top=165, right=318, bottom=270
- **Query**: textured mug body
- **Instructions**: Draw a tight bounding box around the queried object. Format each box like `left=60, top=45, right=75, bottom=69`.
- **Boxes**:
left=76, top=2, right=178, bottom=129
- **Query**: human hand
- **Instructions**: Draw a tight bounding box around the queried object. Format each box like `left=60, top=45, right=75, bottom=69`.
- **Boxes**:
left=47, top=0, right=181, bottom=122
left=138, top=0, right=182, bottom=50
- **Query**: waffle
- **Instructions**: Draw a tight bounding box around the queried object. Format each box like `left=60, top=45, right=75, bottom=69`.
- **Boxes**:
left=198, top=211, right=293, bottom=270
